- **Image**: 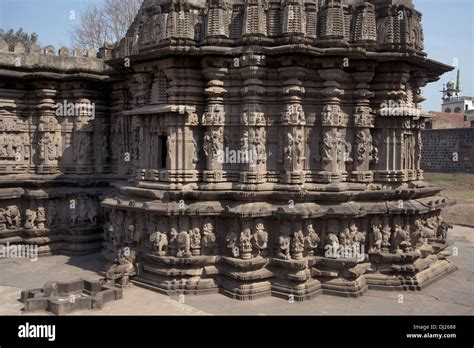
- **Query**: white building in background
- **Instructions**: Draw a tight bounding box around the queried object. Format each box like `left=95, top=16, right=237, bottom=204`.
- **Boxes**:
left=441, top=70, right=474, bottom=116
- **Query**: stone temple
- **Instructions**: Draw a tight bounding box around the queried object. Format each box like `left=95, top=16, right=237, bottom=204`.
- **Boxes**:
left=0, top=0, right=457, bottom=301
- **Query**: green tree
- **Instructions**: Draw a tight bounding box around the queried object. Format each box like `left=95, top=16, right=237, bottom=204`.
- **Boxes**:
left=0, top=28, right=39, bottom=51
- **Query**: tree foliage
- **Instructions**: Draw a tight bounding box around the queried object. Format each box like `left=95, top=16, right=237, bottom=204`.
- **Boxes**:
left=0, top=28, right=39, bottom=51
left=70, top=0, right=142, bottom=50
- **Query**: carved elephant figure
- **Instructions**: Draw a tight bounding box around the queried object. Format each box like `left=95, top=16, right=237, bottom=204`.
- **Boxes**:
left=391, top=226, right=411, bottom=253
left=150, top=231, right=168, bottom=256
left=436, top=222, right=452, bottom=243
left=252, top=222, right=268, bottom=257
left=105, top=247, right=136, bottom=286
left=276, top=235, right=291, bottom=260
left=5, top=205, right=21, bottom=229
left=24, top=209, right=37, bottom=229
left=369, top=225, right=383, bottom=253
left=176, top=231, right=191, bottom=258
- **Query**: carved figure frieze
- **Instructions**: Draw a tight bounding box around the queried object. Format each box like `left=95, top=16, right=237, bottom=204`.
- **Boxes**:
left=105, top=247, right=136, bottom=285
left=176, top=226, right=192, bottom=258
left=321, top=105, right=343, bottom=126
left=282, top=103, right=305, bottom=125
left=355, top=131, right=368, bottom=163
left=150, top=228, right=168, bottom=256
left=369, top=223, right=382, bottom=253
left=239, top=227, right=253, bottom=260
left=370, top=132, right=380, bottom=164
left=321, top=132, right=333, bottom=163
left=413, top=218, right=434, bottom=246
left=276, top=221, right=292, bottom=260
left=225, top=220, right=240, bottom=257
left=46, top=201, right=58, bottom=227
left=168, top=221, right=179, bottom=256
left=349, top=223, right=366, bottom=248
left=203, top=127, right=224, bottom=160
left=24, top=209, right=37, bottom=229
left=202, top=219, right=217, bottom=255
left=0, top=117, right=20, bottom=132
left=190, top=223, right=202, bottom=256
left=391, top=224, right=412, bottom=253
left=37, top=207, right=46, bottom=229
left=241, top=106, right=265, bottom=126
left=291, top=228, right=305, bottom=260
left=325, top=233, right=340, bottom=258
left=0, top=133, right=26, bottom=160
left=73, top=132, right=91, bottom=163
left=4, top=205, right=21, bottom=229
left=203, top=104, right=225, bottom=125
left=335, top=131, right=344, bottom=166
left=39, top=132, right=61, bottom=163
left=252, top=219, right=268, bottom=257
left=249, top=128, right=266, bottom=164
left=344, top=139, right=353, bottom=164
left=0, top=208, right=6, bottom=230
left=436, top=219, right=452, bottom=244
left=354, top=106, right=374, bottom=127
left=284, top=133, right=294, bottom=164
left=381, top=224, right=391, bottom=249
left=303, top=223, right=320, bottom=257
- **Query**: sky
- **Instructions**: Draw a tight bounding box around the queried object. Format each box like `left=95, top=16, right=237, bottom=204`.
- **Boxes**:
left=0, top=0, right=473, bottom=112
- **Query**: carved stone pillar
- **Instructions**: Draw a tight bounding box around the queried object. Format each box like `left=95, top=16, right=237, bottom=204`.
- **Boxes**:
left=279, top=66, right=306, bottom=184
left=318, top=68, right=348, bottom=183
left=202, top=62, right=228, bottom=182
left=411, top=76, right=428, bottom=180
left=36, top=85, right=60, bottom=174
left=350, top=71, right=375, bottom=182
left=372, top=68, right=412, bottom=182
left=238, top=51, right=267, bottom=184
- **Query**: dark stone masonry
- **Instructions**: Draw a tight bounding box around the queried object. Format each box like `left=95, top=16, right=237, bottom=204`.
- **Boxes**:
left=0, top=0, right=459, bottom=301
left=422, top=128, right=474, bottom=173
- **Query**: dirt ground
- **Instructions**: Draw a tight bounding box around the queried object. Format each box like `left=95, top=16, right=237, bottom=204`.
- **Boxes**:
left=424, top=172, right=474, bottom=227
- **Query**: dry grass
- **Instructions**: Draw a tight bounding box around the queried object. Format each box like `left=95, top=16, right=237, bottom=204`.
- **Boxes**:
left=424, top=172, right=474, bottom=227
left=423, top=173, right=474, bottom=202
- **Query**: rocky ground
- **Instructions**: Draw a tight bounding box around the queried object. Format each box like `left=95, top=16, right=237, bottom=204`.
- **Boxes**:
left=0, top=225, right=473, bottom=316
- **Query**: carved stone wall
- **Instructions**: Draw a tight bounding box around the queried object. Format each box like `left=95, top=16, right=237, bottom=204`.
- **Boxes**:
left=0, top=44, right=112, bottom=254
left=98, top=0, right=455, bottom=300
left=0, top=0, right=457, bottom=301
